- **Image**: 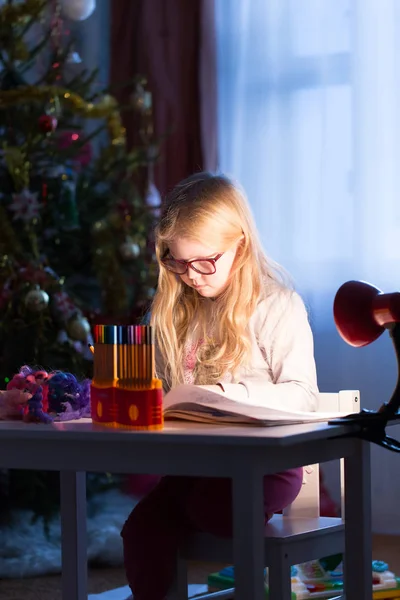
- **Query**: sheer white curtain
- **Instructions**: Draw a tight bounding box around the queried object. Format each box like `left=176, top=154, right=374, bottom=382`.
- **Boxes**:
left=216, top=0, right=400, bottom=533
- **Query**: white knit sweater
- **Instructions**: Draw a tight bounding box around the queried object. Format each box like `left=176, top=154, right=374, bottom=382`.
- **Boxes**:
left=156, top=287, right=319, bottom=413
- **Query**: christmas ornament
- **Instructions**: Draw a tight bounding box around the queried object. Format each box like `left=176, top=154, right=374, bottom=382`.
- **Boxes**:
left=25, top=287, right=50, bottom=312
left=67, top=315, right=91, bottom=341
left=145, top=180, right=161, bottom=217
left=0, top=86, right=125, bottom=149
left=145, top=181, right=161, bottom=209
left=120, top=239, right=140, bottom=261
left=38, top=114, right=58, bottom=133
left=130, top=84, right=152, bottom=113
left=66, top=50, right=82, bottom=64
left=8, top=189, right=41, bottom=222
left=60, top=0, right=96, bottom=21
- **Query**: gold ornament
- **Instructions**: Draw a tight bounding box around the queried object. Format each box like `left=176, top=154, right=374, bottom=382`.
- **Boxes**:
left=67, top=315, right=91, bottom=341
left=25, top=287, right=49, bottom=312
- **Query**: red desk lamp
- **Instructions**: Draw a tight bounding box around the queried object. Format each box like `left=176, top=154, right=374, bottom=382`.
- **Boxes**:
left=333, top=280, right=400, bottom=451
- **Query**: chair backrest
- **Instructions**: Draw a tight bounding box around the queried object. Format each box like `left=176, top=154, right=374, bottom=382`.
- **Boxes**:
left=283, top=390, right=360, bottom=518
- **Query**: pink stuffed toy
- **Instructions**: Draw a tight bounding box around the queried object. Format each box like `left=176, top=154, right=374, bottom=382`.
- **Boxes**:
left=0, top=388, right=32, bottom=420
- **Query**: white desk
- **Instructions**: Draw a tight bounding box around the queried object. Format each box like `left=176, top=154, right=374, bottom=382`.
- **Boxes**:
left=0, top=419, right=371, bottom=600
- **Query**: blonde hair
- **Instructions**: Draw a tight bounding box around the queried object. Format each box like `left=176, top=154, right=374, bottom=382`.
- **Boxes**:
left=151, top=172, right=289, bottom=389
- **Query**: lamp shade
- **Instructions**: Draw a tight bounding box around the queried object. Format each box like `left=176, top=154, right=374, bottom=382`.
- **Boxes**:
left=334, top=280, right=400, bottom=347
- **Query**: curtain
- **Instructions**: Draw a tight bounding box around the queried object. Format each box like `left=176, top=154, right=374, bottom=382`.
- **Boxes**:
left=216, top=0, right=400, bottom=533
left=110, top=0, right=217, bottom=197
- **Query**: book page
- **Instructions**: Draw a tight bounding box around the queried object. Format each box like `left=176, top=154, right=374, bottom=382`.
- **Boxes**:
left=163, top=384, right=347, bottom=423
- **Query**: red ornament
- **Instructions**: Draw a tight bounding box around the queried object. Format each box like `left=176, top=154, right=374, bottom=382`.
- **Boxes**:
left=38, top=114, right=58, bottom=133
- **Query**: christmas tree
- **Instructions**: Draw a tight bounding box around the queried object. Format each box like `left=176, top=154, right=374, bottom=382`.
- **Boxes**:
left=0, top=0, right=160, bottom=518
left=0, top=0, right=160, bottom=386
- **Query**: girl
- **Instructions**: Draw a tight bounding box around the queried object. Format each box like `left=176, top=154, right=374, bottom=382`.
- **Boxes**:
left=121, top=172, right=319, bottom=600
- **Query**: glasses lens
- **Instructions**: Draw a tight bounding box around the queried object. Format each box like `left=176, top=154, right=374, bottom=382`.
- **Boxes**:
left=163, top=259, right=187, bottom=274
left=191, top=260, right=216, bottom=274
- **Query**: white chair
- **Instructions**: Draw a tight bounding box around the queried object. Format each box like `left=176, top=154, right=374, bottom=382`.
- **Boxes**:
left=170, top=390, right=360, bottom=600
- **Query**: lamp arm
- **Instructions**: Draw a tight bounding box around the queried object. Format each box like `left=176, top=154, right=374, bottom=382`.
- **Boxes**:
left=329, top=323, right=400, bottom=452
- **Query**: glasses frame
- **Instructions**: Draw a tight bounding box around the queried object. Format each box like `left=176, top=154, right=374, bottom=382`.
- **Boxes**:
left=161, top=252, right=224, bottom=275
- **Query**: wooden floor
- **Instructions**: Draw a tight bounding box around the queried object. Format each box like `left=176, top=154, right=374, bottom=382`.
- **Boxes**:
left=0, top=535, right=398, bottom=599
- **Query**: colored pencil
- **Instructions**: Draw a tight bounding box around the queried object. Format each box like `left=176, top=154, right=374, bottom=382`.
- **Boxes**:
left=92, top=325, right=117, bottom=386
left=93, top=324, right=156, bottom=391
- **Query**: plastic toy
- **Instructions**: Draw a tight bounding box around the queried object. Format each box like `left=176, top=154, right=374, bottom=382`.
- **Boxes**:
left=7, top=366, right=52, bottom=424
left=208, top=560, right=400, bottom=599
left=1, top=365, right=90, bottom=423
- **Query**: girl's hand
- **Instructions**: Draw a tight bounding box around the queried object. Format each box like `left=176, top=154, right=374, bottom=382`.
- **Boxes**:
left=0, top=389, right=32, bottom=420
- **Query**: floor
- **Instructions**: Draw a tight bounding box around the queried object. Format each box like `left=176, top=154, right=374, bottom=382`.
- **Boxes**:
left=0, top=535, right=398, bottom=599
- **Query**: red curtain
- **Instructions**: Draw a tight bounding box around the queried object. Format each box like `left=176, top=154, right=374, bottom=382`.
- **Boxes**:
left=110, top=0, right=217, bottom=197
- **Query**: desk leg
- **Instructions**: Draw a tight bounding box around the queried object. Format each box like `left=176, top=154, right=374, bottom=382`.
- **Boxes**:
left=232, top=466, right=265, bottom=600
left=344, top=439, right=372, bottom=600
left=60, top=471, right=87, bottom=600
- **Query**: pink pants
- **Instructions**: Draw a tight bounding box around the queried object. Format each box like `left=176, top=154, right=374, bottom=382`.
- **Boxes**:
left=121, top=469, right=303, bottom=600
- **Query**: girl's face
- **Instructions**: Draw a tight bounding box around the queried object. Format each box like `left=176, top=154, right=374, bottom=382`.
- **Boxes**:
left=167, top=237, right=239, bottom=298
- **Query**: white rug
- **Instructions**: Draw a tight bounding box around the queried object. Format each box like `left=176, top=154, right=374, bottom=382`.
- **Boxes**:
left=88, top=584, right=209, bottom=599
left=0, top=489, right=137, bottom=578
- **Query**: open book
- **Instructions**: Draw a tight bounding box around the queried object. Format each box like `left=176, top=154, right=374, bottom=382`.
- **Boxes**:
left=163, top=384, right=348, bottom=426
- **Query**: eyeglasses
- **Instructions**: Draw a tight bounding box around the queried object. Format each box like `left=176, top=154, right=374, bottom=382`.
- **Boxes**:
left=161, top=252, right=224, bottom=275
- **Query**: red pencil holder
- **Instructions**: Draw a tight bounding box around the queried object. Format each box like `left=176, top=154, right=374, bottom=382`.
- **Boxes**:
left=91, top=384, right=117, bottom=427
left=115, top=385, right=163, bottom=430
